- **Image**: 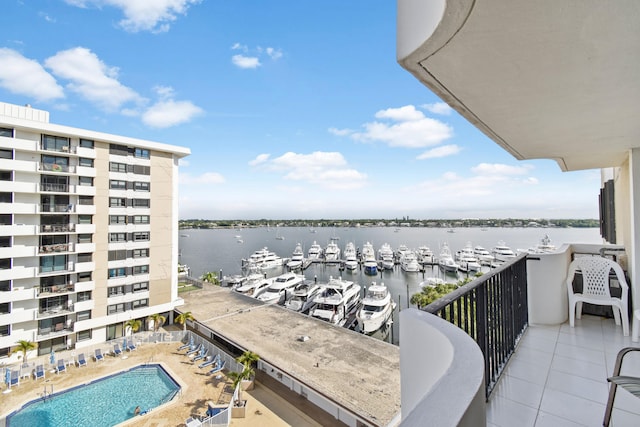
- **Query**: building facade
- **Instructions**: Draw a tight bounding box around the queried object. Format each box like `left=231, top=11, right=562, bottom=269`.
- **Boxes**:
left=0, top=102, right=190, bottom=362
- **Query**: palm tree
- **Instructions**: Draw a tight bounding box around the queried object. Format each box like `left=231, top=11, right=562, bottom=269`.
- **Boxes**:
left=228, top=368, right=252, bottom=404
left=175, top=311, right=194, bottom=332
left=14, top=340, right=36, bottom=363
left=124, top=318, right=142, bottom=336
left=147, top=313, right=166, bottom=332
left=200, top=271, right=219, bottom=285
left=236, top=350, right=260, bottom=376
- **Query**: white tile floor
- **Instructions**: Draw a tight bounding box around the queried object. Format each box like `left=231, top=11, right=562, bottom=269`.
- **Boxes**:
left=487, top=314, right=640, bottom=427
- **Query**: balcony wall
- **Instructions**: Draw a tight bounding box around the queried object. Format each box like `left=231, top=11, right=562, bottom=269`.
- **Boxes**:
left=400, top=309, right=485, bottom=427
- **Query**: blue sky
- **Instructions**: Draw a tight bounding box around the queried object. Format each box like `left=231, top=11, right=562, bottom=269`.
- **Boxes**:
left=0, top=0, right=599, bottom=220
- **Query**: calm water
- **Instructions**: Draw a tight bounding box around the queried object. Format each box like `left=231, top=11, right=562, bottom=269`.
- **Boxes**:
left=7, top=365, right=179, bottom=427
left=179, top=226, right=602, bottom=344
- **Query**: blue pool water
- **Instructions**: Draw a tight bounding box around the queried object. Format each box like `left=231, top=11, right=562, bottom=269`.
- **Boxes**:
left=7, top=364, right=180, bottom=427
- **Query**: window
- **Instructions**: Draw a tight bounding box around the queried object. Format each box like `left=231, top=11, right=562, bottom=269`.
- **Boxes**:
left=132, top=248, right=149, bottom=258
left=131, top=215, right=149, bottom=224
left=79, top=176, right=93, bottom=186
left=0, top=171, right=12, bottom=181
left=77, top=310, right=91, bottom=321
left=79, top=139, right=94, bottom=149
left=109, top=144, right=129, bottom=156
left=109, top=180, right=126, bottom=190
left=0, top=127, right=13, bottom=137
left=0, top=192, right=12, bottom=203
left=77, top=330, right=92, bottom=341
left=0, top=325, right=9, bottom=337
left=132, top=232, right=149, bottom=241
left=132, top=165, right=150, bottom=175
left=109, top=232, right=126, bottom=242
left=109, top=215, right=126, bottom=225
left=108, top=267, right=126, bottom=278
left=77, top=291, right=91, bottom=302
left=132, top=199, right=150, bottom=208
left=79, top=157, right=94, bottom=167
left=0, top=303, right=9, bottom=314
left=78, top=215, right=92, bottom=224
left=0, top=259, right=11, bottom=270
left=0, top=280, right=10, bottom=292
left=77, top=272, right=92, bottom=282
left=78, top=196, right=93, bottom=206
left=78, top=234, right=92, bottom=243
left=110, top=162, right=127, bottom=173
left=109, top=197, right=126, bottom=208
left=134, top=182, right=150, bottom=191
left=0, top=236, right=11, bottom=248
left=42, top=134, right=69, bottom=151
left=0, top=149, right=13, bottom=159
left=108, top=250, right=127, bottom=261
left=77, top=253, right=92, bottom=263
left=0, top=214, right=12, bottom=225
left=133, top=282, right=149, bottom=292
left=133, top=265, right=149, bottom=275
left=108, top=286, right=125, bottom=297
left=132, top=299, right=149, bottom=309
left=134, top=148, right=150, bottom=159
left=0, top=347, right=8, bottom=357
left=39, top=255, right=66, bottom=272
left=107, top=303, right=126, bottom=315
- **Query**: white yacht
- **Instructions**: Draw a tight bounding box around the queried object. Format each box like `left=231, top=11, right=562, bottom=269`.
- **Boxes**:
left=343, top=242, right=358, bottom=270
left=284, top=280, right=321, bottom=313
left=395, top=244, right=409, bottom=260
left=492, top=241, right=516, bottom=262
left=311, top=277, right=361, bottom=327
left=308, top=241, right=323, bottom=261
left=378, top=243, right=395, bottom=270
left=357, top=282, right=396, bottom=334
left=417, top=245, right=434, bottom=265
left=324, top=240, right=341, bottom=262
left=233, top=275, right=272, bottom=298
left=400, top=250, right=421, bottom=273
left=242, top=247, right=285, bottom=271
left=526, top=234, right=557, bottom=254
left=257, top=272, right=304, bottom=304
left=455, top=242, right=481, bottom=273
left=362, top=242, right=378, bottom=275
left=419, top=277, right=445, bottom=288
left=438, top=242, right=459, bottom=274
left=474, top=246, right=494, bottom=265
left=287, top=243, right=305, bottom=270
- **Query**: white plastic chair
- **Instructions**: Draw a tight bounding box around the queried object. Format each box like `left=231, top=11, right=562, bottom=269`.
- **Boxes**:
left=566, top=256, right=629, bottom=336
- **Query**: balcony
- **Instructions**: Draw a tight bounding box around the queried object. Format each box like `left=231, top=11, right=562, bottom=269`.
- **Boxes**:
left=37, top=283, right=74, bottom=297
left=37, top=322, right=74, bottom=340
left=40, top=223, right=75, bottom=233
left=40, top=144, right=75, bottom=154
left=402, top=246, right=640, bottom=426
left=39, top=242, right=73, bottom=254
left=40, top=203, right=74, bottom=213
left=37, top=305, right=73, bottom=319
left=40, top=163, right=75, bottom=173
left=40, top=183, right=69, bottom=193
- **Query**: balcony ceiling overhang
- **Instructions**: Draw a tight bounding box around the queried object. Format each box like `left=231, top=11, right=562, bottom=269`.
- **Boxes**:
left=397, top=0, right=640, bottom=171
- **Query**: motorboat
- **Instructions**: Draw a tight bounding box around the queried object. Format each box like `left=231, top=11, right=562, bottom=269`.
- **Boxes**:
left=417, top=246, right=434, bottom=265
left=378, top=243, right=395, bottom=270
left=438, top=242, right=459, bottom=274
left=419, top=277, right=445, bottom=288
left=324, top=240, right=341, bottom=262
left=284, top=280, right=321, bottom=313
left=287, top=243, right=305, bottom=270
left=492, top=241, right=516, bottom=262
left=242, top=247, right=285, bottom=271
left=395, top=244, right=409, bottom=260
left=222, top=272, right=262, bottom=289
left=357, top=282, right=396, bottom=334
left=233, top=275, right=272, bottom=298
left=343, top=242, right=358, bottom=270
left=474, top=246, right=494, bottom=265
left=400, top=250, right=420, bottom=273
left=311, top=277, right=361, bottom=327
left=455, top=242, right=481, bottom=273
left=308, top=241, right=323, bottom=261
left=525, top=234, right=557, bottom=254
left=362, top=242, right=378, bottom=275
left=257, top=272, right=304, bottom=304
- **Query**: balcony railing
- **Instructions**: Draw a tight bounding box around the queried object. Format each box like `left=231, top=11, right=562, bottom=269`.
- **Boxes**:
left=424, top=254, right=529, bottom=399
left=38, top=305, right=73, bottom=318
left=37, top=322, right=74, bottom=338
left=40, top=163, right=75, bottom=173
left=38, top=283, right=74, bottom=296
left=39, top=242, right=73, bottom=253
left=40, top=183, right=69, bottom=192
left=41, top=144, right=75, bottom=154
left=40, top=224, right=75, bottom=233
left=41, top=203, right=74, bottom=213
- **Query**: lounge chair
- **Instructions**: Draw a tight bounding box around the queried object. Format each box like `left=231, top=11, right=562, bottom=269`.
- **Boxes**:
left=35, top=364, right=45, bottom=380
left=127, top=340, right=137, bottom=351
left=94, top=348, right=104, bottom=362
left=208, top=360, right=226, bottom=375
left=177, top=340, right=191, bottom=351
left=9, top=369, right=19, bottom=387
left=186, top=343, right=201, bottom=356
left=198, top=354, right=219, bottom=369
left=77, top=353, right=87, bottom=367
left=185, top=416, right=202, bottom=427
left=192, top=347, right=208, bottom=362
left=56, top=359, right=66, bottom=374
left=113, top=343, right=123, bottom=356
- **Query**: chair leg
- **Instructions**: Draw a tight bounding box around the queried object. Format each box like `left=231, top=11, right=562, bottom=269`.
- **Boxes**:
left=569, top=301, right=576, bottom=327
left=612, top=306, right=621, bottom=326
left=620, top=306, right=629, bottom=336
left=576, top=301, right=583, bottom=320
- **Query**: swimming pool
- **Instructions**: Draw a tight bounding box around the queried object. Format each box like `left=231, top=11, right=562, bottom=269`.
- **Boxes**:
left=7, top=364, right=180, bottom=427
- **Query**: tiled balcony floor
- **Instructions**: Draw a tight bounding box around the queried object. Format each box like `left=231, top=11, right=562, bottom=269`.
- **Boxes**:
left=487, top=314, right=640, bottom=427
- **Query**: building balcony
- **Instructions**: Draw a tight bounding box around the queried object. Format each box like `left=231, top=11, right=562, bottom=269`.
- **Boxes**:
left=40, top=144, right=75, bottom=154
left=37, top=283, right=74, bottom=297
left=37, top=305, right=73, bottom=319
left=36, top=324, right=74, bottom=340
left=402, top=244, right=640, bottom=427
left=39, top=261, right=74, bottom=275
left=39, top=242, right=73, bottom=254
left=39, top=183, right=69, bottom=193
left=40, top=203, right=74, bottom=213
left=40, top=223, right=75, bottom=233
left=39, top=163, right=75, bottom=173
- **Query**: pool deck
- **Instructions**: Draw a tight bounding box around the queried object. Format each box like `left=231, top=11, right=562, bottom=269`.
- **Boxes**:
left=0, top=336, right=327, bottom=427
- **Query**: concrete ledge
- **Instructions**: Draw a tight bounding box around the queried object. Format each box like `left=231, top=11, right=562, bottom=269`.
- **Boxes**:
left=400, top=309, right=485, bottom=427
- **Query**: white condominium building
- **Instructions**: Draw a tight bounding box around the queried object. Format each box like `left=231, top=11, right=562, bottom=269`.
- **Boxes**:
left=0, top=102, right=190, bottom=362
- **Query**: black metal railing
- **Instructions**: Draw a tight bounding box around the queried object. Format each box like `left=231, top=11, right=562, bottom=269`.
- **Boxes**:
left=424, top=254, right=529, bottom=398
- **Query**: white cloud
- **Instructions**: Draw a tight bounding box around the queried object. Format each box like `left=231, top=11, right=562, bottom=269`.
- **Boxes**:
left=265, top=47, right=283, bottom=60
left=471, top=163, right=533, bottom=176
left=422, top=102, right=453, bottom=115
left=350, top=105, right=453, bottom=148
left=180, top=171, right=225, bottom=185
left=45, top=47, right=141, bottom=111
left=232, top=55, right=261, bottom=69
left=141, top=99, right=202, bottom=128
left=65, top=0, right=201, bottom=33
left=328, top=127, right=353, bottom=137
left=417, top=144, right=461, bottom=160
left=249, top=154, right=270, bottom=166
left=0, top=48, right=64, bottom=102
left=260, top=151, right=367, bottom=190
